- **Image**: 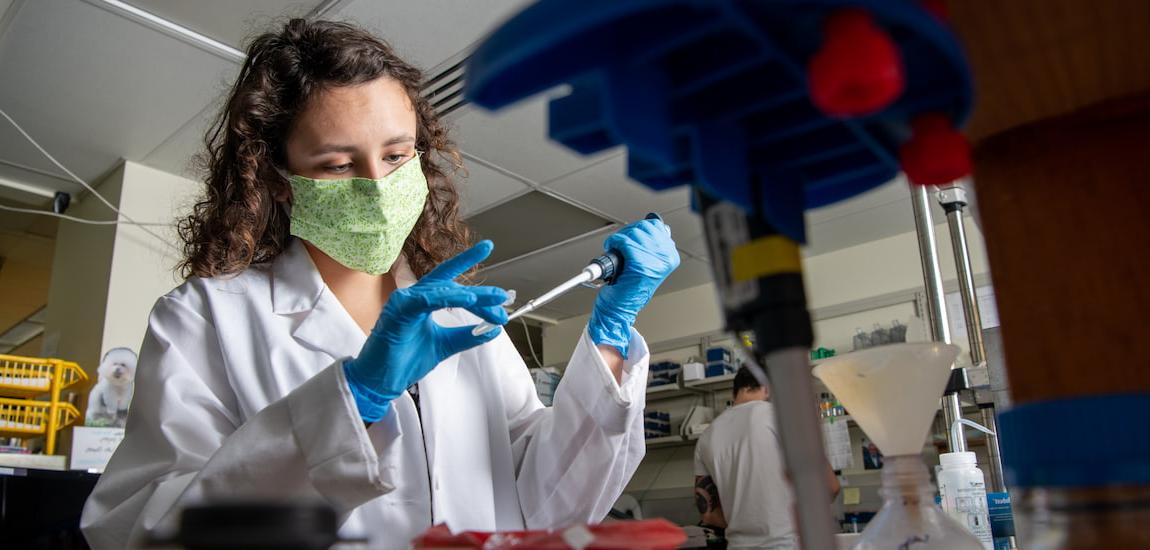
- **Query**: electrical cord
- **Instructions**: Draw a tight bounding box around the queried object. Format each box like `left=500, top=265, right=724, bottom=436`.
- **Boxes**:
left=0, top=108, right=176, bottom=243
left=0, top=202, right=172, bottom=226
left=520, top=316, right=544, bottom=369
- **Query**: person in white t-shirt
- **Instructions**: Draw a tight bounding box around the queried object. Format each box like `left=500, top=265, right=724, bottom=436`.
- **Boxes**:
left=694, top=367, right=840, bottom=549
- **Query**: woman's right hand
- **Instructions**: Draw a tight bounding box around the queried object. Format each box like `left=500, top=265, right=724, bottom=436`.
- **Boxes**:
left=343, top=240, right=508, bottom=422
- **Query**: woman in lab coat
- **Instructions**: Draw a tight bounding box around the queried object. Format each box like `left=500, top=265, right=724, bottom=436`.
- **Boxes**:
left=80, top=19, right=679, bottom=549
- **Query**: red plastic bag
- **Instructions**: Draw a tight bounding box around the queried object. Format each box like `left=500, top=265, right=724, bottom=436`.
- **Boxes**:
left=412, top=519, right=687, bottom=549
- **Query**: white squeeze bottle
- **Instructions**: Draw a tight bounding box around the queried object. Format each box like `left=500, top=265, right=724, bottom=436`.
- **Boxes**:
left=938, top=418, right=996, bottom=549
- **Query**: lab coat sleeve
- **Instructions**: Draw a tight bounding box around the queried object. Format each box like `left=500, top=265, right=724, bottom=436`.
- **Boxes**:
left=502, top=327, right=648, bottom=528
left=81, top=295, right=393, bottom=550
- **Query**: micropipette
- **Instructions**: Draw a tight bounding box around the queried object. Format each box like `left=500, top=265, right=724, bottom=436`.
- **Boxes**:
left=472, top=213, right=664, bottom=336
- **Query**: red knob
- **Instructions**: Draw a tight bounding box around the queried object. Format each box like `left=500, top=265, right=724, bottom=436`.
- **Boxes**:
left=899, top=113, right=972, bottom=186
left=808, top=9, right=905, bottom=117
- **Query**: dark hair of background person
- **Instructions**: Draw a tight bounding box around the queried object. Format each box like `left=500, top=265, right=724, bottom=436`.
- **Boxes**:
left=732, top=366, right=764, bottom=398
left=178, top=18, right=471, bottom=279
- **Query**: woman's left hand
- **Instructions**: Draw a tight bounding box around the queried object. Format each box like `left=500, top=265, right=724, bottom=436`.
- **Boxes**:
left=588, top=218, right=680, bottom=357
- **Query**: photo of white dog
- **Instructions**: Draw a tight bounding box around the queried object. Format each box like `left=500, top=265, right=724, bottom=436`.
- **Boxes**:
left=85, top=347, right=137, bottom=428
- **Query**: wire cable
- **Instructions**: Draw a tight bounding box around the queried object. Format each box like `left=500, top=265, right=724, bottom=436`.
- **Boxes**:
left=0, top=202, right=173, bottom=226
left=0, top=107, right=176, bottom=247
left=520, top=316, right=544, bottom=369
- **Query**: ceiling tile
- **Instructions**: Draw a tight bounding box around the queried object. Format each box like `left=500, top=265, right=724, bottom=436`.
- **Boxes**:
left=656, top=257, right=714, bottom=295
left=544, top=153, right=691, bottom=222
left=338, top=0, right=532, bottom=70
left=661, top=206, right=703, bottom=244
left=0, top=0, right=236, bottom=193
left=804, top=198, right=917, bottom=257
left=806, top=175, right=910, bottom=225
left=126, top=0, right=319, bottom=49
left=142, top=93, right=231, bottom=179
left=453, top=96, right=620, bottom=184
left=458, top=158, right=531, bottom=217
left=467, top=191, right=613, bottom=266
left=478, top=229, right=608, bottom=318
left=479, top=223, right=714, bottom=321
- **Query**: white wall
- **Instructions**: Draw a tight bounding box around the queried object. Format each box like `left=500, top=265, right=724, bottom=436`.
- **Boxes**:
left=43, top=161, right=199, bottom=375
left=43, top=165, right=123, bottom=371
left=542, top=217, right=990, bottom=365
left=101, top=162, right=197, bottom=353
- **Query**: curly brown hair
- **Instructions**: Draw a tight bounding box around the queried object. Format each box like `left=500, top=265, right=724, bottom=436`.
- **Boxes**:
left=178, top=18, right=471, bottom=279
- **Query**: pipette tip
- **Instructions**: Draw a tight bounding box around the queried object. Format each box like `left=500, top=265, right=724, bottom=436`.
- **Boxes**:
left=472, top=322, right=499, bottom=336
left=471, top=289, right=518, bottom=336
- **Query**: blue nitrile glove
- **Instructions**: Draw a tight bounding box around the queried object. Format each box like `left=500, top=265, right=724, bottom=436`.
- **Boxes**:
left=588, top=218, right=680, bottom=357
left=344, top=241, right=509, bottom=422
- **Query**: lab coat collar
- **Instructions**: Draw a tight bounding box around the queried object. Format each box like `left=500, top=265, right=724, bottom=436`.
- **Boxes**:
left=271, top=238, right=419, bottom=316
left=271, top=239, right=325, bottom=315
left=270, top=239, right=421, bottom=361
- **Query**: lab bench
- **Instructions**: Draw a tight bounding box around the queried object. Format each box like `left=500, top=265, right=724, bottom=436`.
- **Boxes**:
left=0, top=462, right=98, bottom=549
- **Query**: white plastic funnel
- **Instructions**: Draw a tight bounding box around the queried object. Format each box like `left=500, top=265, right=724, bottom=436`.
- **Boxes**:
left=813, top=343, right=960, bottom=456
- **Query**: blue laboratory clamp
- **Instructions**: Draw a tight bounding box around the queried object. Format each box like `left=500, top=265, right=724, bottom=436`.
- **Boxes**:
left=465, top=1, right=974, bottom=546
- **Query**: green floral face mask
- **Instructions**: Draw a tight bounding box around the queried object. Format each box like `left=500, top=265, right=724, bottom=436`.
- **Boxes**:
left=287, top=154, right=428, bottom=275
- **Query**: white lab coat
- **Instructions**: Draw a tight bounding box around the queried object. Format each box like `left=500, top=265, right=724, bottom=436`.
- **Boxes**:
left=81, top=239, right=649, bottom=549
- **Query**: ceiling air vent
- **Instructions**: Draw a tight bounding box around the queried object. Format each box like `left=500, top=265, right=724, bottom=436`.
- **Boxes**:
left=422, top=54, right=471, bottom=117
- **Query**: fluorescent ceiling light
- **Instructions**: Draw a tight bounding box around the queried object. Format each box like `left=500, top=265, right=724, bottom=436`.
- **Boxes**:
left=86, top=0, right=246, bottom=63
left=0, top=306, right=46, bottom=355
left=0, top=321, right=41, bottom=347
left=0, top=176, right=55, bottom=199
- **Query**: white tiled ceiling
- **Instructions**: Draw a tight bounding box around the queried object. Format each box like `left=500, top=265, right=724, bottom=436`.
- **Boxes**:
left=337, top=0, right=532, bottom=70
left=453, top=95, right=620, bottom=184
left=542, top=153, right=692, bottom=221
left=0, top=0, right=960, bottom=326
left=660, top=205, right=709, bottom=259
left=477, top=228, right=612, bottom=319
left=141, top=99, right=228, bottom=179
left=0, top=0, right=238, bottom=195
left=457, top=158, right=531, bottom=218
left=129, top=0, right=318, bottom=48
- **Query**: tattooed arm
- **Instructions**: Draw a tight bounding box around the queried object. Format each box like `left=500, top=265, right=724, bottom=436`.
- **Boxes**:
left=694, top=475, right=728, bottom=528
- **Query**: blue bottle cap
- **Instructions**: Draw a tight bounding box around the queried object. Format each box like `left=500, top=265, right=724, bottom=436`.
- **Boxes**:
left=998, top=394, right=1150, bottom=487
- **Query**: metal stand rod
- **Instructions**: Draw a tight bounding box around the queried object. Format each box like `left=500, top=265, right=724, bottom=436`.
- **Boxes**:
left=981, top=407, right=1007, bottom=492
left=940, top=183, right=986, bottom=366
left=911, top=184, right=952, bottom=343
left=763, top=347, right=837, bottom=550
left=911, top=184, right=966, bottom=453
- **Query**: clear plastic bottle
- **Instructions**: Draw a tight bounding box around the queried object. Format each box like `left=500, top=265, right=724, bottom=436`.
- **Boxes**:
left=890, top=319, right=908, bottom=342
left=870, top=323, right=890, bottom=346
left=1014, top=485, right=1150, bottom=549
left=854, top=455, right=983, bottom=549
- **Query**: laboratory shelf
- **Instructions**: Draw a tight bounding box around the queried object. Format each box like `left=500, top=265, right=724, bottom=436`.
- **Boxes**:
left=683, top=373, right=736, bottom=392
left=645, top=382, right=689, bottom=402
